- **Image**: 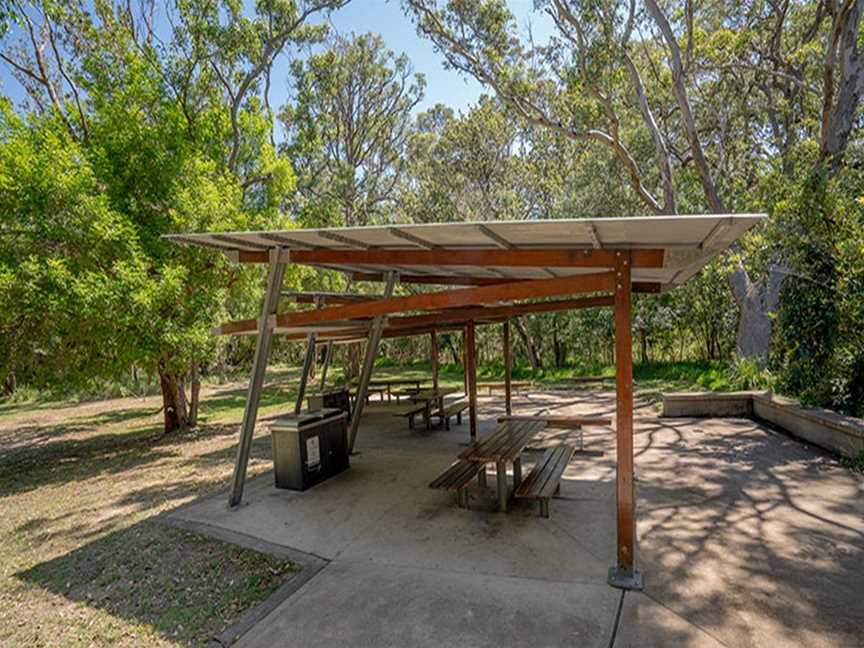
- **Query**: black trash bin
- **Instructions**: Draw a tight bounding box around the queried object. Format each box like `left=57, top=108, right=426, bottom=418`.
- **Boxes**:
left=306, top=388, right=351, bottom=419
left=270, top=408, right=349, bottom=491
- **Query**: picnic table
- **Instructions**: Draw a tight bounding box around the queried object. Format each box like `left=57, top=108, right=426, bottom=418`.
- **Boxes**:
left=476, top=380, right=532, bottom=395
left=410, top=387, right=458, bottom=429
left=431, top=415, right=612, bottom=514
left=459, top=419, right=546, bottom=511
left=351, top=378, right=426, bottom=403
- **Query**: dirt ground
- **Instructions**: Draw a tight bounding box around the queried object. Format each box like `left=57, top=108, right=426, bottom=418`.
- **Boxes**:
left=0, top=377, right=299, bottom=648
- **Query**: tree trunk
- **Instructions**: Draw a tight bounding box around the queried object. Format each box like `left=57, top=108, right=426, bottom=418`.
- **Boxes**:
left=177, top=375, right=189, bottom=424
left=158, top=365, right=186, bottom=434
left=346, top=343, right=361, bottom=380
left=444, top=334, right=460, bottom=365
left=188, top=362, right=201, bottom=428
left=820, top=0, right=864, bottom=170
left=728, top=263, right=785, bottom=361
left=512, top=316, right=542, bottom=369
left=2, top=373, right=15, bottom=398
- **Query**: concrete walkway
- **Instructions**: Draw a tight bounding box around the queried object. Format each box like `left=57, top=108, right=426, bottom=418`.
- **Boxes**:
left=163, top=390, right=864, bottom=647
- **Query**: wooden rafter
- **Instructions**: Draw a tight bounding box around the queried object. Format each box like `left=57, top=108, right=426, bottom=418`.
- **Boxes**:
left=216, top=294, right=615, bottom=338
left=276, top=272, right=614, bottom=327
left=282, top=291, right=384, bottom=305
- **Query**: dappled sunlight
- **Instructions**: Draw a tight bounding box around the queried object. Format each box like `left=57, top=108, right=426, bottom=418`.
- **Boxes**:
left=632, top=415, right=864, bottom=647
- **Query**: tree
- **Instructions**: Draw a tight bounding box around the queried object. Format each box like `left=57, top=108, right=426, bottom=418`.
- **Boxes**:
left=0, top=0, right=341, bottom=432
left=400, top=0, right=852, bottom=360
left=0, top=101, right=143, bottom=394
left=283, top=32, right=425, bottom=227
left=402, top=96, right=527, bottom=223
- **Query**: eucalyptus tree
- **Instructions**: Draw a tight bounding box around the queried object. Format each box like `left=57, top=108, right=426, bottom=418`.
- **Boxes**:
left=283, top=32, right=426, bottom=227
left=402, top=95, right=527, bottom=222
left=399, top=0, right=856, bottom=361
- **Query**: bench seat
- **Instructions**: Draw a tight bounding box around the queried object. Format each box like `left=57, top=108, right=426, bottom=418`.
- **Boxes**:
left=393, top=403, right=428, bottom=429
left=515, top=444, right=575, bottom=518
left=392, top=387, right=422, bottom=402
left=435, top=399, right=468, bottom=430
left=429, top=459, right=482, bottom=508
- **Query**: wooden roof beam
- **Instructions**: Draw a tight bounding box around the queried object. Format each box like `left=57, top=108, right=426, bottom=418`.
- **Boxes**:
left=273, top=272, right=616, bottom=328
left=351, top=271, right=512, bottom=286
left=215, top=272, right=615, bottom=336
left=229, top=248, right=664, bottom=269
left=353, top=271, right=661, bottom=293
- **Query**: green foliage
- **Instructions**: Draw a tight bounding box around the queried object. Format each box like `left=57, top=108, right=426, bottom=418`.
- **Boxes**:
left=770, top=165, right=864, bottom=414
left=726, top=356, right=775, bottom=391
left=841, top=450, right=864, bottom=474
left=0, top=101, right=144, bottom=388
left=0, top=1, right=313, bottom=430
left=284, top=32, right=425, bottom=227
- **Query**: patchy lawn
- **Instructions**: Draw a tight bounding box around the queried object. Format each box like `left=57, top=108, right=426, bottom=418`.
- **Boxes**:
left=0, top=370, right=304, bottom=648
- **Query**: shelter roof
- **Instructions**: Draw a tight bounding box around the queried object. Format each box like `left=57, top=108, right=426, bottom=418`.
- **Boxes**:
left=167, top=214, right=764, bottom=290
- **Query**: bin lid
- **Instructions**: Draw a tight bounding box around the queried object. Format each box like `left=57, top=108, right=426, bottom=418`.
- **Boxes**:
left=271, top=408, right=343, bottom=430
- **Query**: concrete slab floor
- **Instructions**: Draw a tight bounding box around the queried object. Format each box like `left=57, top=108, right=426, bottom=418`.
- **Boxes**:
left=163, top=390, right=864, bottom=648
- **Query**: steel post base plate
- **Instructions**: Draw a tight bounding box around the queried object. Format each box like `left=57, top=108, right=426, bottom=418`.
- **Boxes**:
left=607, top=566, right=644, bottom=590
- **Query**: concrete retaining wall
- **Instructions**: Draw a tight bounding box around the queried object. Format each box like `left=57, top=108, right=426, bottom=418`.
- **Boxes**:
left=662, top=391, right=864, bottom=459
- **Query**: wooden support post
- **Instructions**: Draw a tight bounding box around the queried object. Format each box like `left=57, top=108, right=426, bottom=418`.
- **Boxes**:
left=608, top=251, right=642, bottom=590
left=347, top=272, right=397, bottom=453
left=431, top=331, right=439, bottom=392
left=462, top=330, right=468, bottom=395
left=503, top=319, right=512, bottom=417
left=228, top=248, right=286, bottom=508
left=319, top=341, right=333, bottom=390
left=466, top=321, right=478, bottom=442
left=294, top=332, right=317, bottom=414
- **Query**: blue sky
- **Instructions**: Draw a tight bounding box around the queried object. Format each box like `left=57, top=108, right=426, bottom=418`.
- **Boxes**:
left=0, top=1, right=555, bottom=123
left=312, top=0, right=555, bottom=114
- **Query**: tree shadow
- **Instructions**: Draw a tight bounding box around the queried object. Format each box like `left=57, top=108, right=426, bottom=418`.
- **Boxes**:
left=625, top=417, right=864, bottom=647
left=0, top=422, right=240, bottom=498
left=15, top=518, right=295, bottom=647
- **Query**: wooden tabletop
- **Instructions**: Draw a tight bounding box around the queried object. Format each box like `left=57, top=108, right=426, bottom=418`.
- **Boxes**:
left=460, top=419, right=546, bottom=463
left=411, top=387, right=458, bottom=401
left=352, top=378, right=425, bottom=387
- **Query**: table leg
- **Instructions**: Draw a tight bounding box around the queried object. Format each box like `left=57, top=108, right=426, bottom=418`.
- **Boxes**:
left=478, top=464, right=487, bottom=488
left=513, top=456, right=522, bottom=489
left=424, top=401, right=431, bottom=430
left=496, top=460, right=508, bottom=512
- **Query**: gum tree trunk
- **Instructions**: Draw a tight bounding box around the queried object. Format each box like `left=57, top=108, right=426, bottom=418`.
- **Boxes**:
left=513, top=316, right=542, bottom=369
left=729, top=264, right=785, bottom=360
left=188, top=362, right=201, bottom=427
left=158, top=361, right=190, bottom=434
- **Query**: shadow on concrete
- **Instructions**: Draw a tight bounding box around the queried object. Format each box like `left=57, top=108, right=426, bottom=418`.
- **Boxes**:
left=626, top=417, right=864, bottom=647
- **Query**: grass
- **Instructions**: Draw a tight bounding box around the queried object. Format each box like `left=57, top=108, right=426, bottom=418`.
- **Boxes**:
left=0, top=370, right=308, bottom=648
left=367, top=358, right=737, bottom=405
left=841, top=450, right=864, bottom=474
